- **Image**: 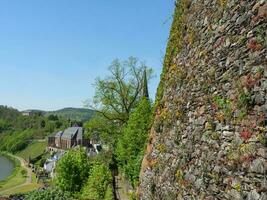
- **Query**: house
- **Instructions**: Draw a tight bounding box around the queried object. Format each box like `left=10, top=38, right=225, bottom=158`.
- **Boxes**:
left=48, top=127, right=90, bottom=149
left=44, top=151, right=65, bottom=178
left=21, top=110, right=43, bottom=116
left=22, top=111, right=34, bottom=116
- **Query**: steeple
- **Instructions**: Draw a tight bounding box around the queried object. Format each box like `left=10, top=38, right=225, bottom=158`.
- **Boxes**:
left=142, top=67, right=149, bottom=99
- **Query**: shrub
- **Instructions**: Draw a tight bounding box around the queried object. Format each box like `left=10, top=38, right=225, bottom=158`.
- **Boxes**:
left=116, top=98, right=152, bottom=187
left=25, top=187, right=74, bottom=200
left=55, top=148, right=92, bottom=192
left=80, top=163, right=113, bottom=200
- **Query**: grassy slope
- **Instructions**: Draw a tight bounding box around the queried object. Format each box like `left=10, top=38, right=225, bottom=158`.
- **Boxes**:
left=0, top=173, right=40, bottom=195
left=0, top=152, right=42, bottom=195
left=16, top=141, right=47, bottom=160
left=0, top=154, right=26, bottom=193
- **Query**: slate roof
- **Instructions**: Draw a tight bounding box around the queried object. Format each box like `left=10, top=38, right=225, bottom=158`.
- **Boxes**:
left=44, top=160, right=55, bottom=173
left=61, top=127, right=83, bottom=140
left=77, top=127, right=83, bottom=140
left=48, top=131, right=63, bottom=137
left=55, top=131, right=63, bottom=137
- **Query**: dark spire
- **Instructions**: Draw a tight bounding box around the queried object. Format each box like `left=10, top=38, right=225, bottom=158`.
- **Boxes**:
left=142, top=67, right=149, bottom=99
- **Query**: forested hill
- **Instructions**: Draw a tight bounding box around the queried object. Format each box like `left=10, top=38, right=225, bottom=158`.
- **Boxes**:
left=45, top=107, right=95, bottom=122
left=0, top=105, right=69, bottom=153
left=0, top=106, right=35, bottom=131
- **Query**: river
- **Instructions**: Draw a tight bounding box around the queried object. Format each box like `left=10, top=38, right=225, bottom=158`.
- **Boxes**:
left=0, top=155, right=15, bottom=181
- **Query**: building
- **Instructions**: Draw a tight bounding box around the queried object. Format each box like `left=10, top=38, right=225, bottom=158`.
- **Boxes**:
left=21, top=111, right=34, bottom=116
left=21, top=110, right=44, bottom=116
left=48, top=127, right=89, bottom=149
left=44, top=151, right=65, bottom=178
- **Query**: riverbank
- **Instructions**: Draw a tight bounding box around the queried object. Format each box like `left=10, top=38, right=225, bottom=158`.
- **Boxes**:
left=0, top=152, right=41, bottom=196
left=0, top=152, right=25, bottom=193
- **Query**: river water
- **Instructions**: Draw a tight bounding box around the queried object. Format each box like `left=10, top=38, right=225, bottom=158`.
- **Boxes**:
left=0, top=155, right=15, bottom=181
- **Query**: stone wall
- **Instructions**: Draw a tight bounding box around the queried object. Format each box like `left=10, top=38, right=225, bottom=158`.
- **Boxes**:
left=139, top=0, right=267, bottom=199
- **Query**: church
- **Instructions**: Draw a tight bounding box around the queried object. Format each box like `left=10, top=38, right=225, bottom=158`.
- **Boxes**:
left=48, top=127, right=89, bottom=149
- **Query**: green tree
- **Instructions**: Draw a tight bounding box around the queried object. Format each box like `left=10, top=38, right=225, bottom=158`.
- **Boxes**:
left=25, top=187, right=74, bottom=200
left=40, top=120, right=46, bottom=128
left=84, top=113, right=119, bottom=145
left=56, top=148, right=91, bottom=192
left=0, top=119, right=9, bottom=132
left=81, top=163, right=113, bottom=200
left=116, top=97, right=152, bottom=187
left=88, top=57, right=152, bottom=124
left=48, top=114, right=59, bottom=121
left=104, top=185, right=114, bottom=200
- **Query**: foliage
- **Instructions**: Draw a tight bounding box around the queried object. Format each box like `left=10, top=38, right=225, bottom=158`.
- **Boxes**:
left=213, top=95, right=233, bottom=120
left=104, top=185, right=114, bottom=200
left=0, top=130, right=34, bottom=153
left=84, top=113, right=119, bottom=145
left=116, top=98, right=152, bottom=187
left=237, top=91, right=251, bottom=110
left=47, top=114, right=59, bottom=121
left=0, top=106, right=69, bottom=154
left=55, top=148, right=92, bottom=192
left=129, top=191, right=138, bottom=200
left=155, top=0, right=188, bottom=108
left=218, top=0, right=227, bottom=7
left=16, top=141, right=47, bottom=160
left=88, top=57, right=152, bottom=124
left=0, top=119, right=10, bottom=132
left=25, top=187, right=74, bottom=200
left=80, top=163, right=113, bottom=200
left=46, top=107, right=95, bottom=122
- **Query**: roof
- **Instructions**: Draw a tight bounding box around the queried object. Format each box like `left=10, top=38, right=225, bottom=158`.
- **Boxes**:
left=55, top=131, right=63, bottom=137
left=77, top=127, right=83, bottom=140
left=61, top=127, right=83, bottom=140
left=44, top=160, right=56, bottom=172
left=48, top=131, right=63, bottom=138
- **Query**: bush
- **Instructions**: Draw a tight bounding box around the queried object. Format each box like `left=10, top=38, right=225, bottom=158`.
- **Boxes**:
left=25, top=187, right=74, bottom=200
left=81, top=163, right=113, bottom=200
left=104, top=185, right=114, bottom=200
left=116, top=98, right=152, bottom=187
left=21, top=169, right=27, bottom=177
left=56, top=148, right=92, bottom=192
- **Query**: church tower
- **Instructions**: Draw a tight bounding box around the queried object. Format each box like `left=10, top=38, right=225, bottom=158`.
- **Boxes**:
left=142, top=68, right=149, bottom=99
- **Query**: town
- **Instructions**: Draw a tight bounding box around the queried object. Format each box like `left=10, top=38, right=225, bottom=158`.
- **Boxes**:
left=20, top=126, right=104, bottom=184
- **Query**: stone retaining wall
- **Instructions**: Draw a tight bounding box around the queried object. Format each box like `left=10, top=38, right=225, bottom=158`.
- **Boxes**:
left=139, top=0, right=267, bottom=199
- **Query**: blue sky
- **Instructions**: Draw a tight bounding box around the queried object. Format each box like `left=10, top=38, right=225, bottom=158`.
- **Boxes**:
left=0, top=0, right=175, bottom=111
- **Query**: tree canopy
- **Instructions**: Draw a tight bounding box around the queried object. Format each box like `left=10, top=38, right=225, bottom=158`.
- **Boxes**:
left=89, top=57, right=152, bottom=124
left=116, top=97, right=152, bottom=186
left=25, top=187, right=74, bottom=200
left=56, top=148, right=92, bottom=192
left=0, top=106, right=69, bottom=153
left=81, top=163, right=113, bottom=200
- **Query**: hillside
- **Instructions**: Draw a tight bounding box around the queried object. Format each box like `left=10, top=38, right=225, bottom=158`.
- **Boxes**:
left=0, top=105, right=69, bottom=153
left=139, top=0, right=267, bottom=199
left=45, top=107, right=95, bottom=122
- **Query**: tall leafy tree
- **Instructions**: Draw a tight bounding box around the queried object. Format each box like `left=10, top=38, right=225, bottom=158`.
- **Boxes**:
left=25, top=187, right=74, bottom=200
left=88, top=57, right=152, bottom=124
left=116, top=97, right=152, bottom=187
left=81, top=163, right=113, bottom=200
left=56, top=148, right=92, bottom=192
left=84, top=113, right=119, bottom=144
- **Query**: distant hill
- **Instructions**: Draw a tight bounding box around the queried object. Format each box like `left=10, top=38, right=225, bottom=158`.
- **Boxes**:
left=45, top=107, right=95, bottom=122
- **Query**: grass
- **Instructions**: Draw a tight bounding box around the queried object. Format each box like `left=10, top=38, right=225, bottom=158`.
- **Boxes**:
left=16, top=140, right=47, bottom=160
left=0, top=141, right=47, bottom=195
left=1, top=183, right=40, bottom=195
left=0, top=173, right=41, bottom=196
left=0, top=153, right=26, bottom=193
left=0, top=152, right=42, bottom=196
